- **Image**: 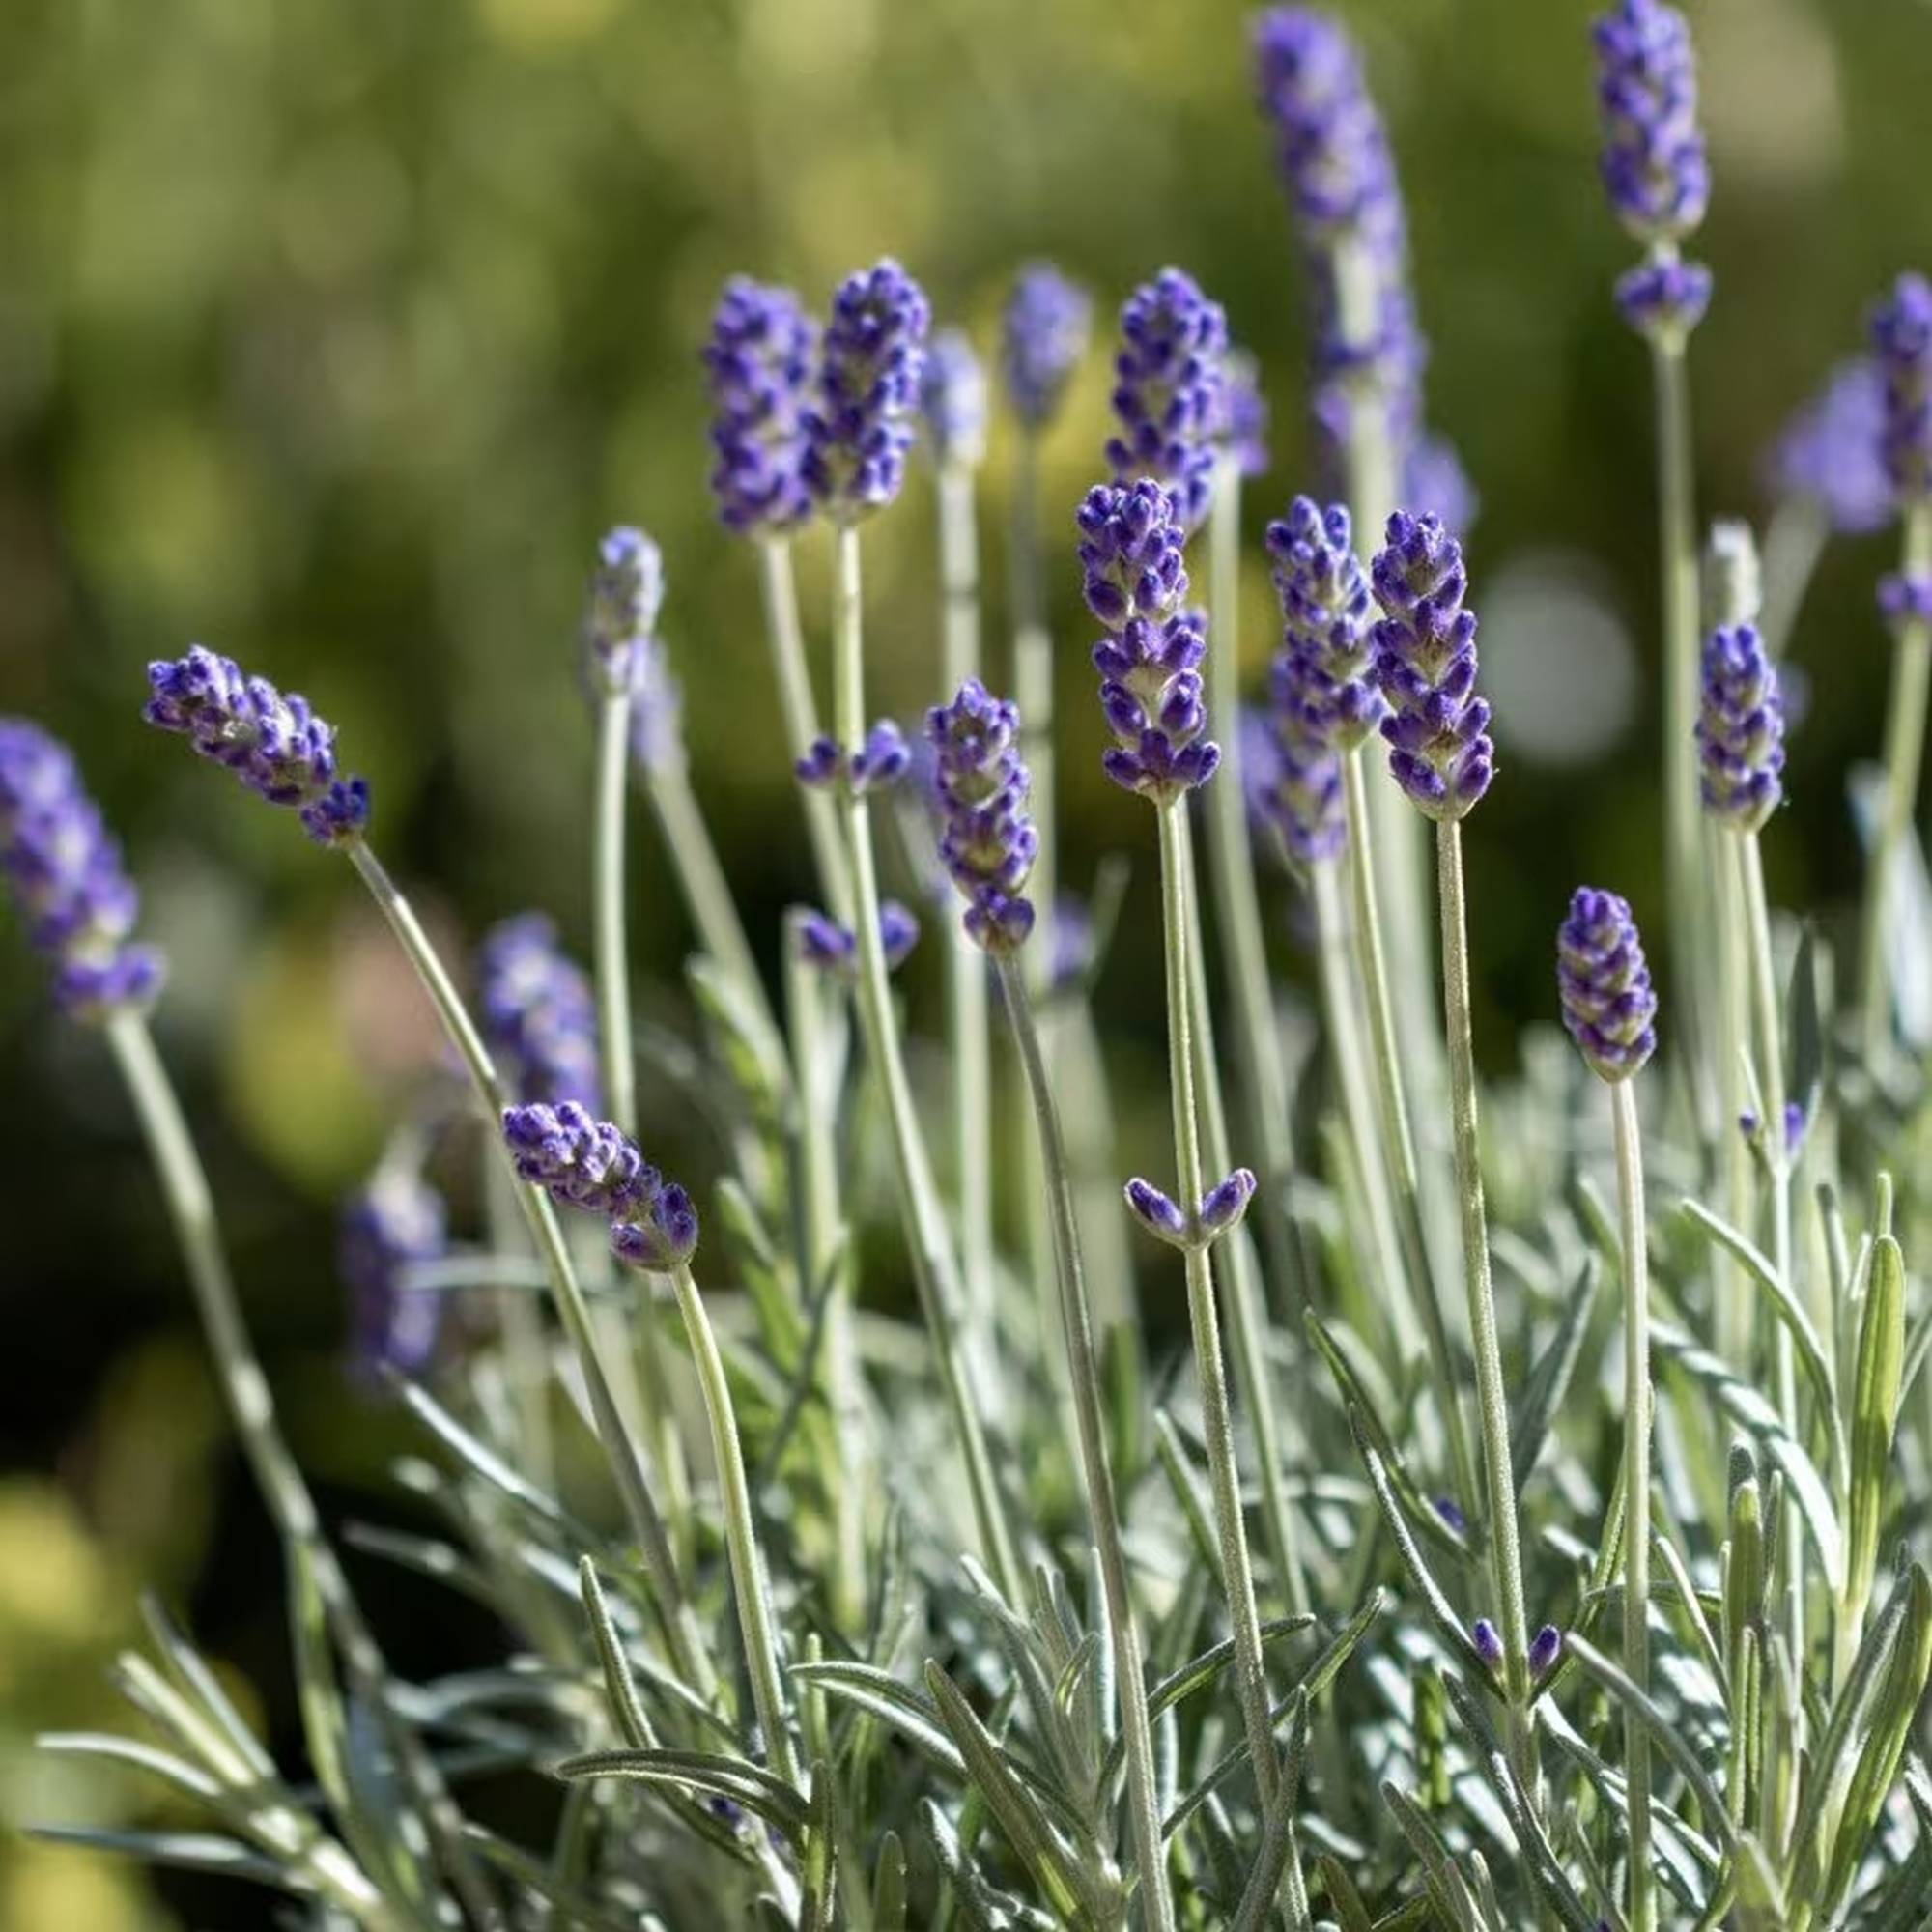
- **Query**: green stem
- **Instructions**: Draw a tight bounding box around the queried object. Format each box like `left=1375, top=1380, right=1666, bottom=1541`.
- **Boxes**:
left=1859, top=500, right=1932, bottom=1062
left=101, top=1010, right=497, bottom=1931
left=594, top=693, right=639, bottom=1136
left=756, top=534, right=854, bottom=925
left=485, top=1147, right=554, bottom=1491
left=1435, top=820, right=1534, bottom=1775
left=668, top=1263, right=800, bottom=1788
left=1154, top=794, right=1277, bottom=1807
left=997, top=959, right=1174, bottom=1932
left=830, top=523, right=1023, bottom=1601
left=1611, top=1075, right=1654, bottom=1932
left=343, top=838, right=717, bottom=1701
left=1715, top=819, right=1754, bottom=1371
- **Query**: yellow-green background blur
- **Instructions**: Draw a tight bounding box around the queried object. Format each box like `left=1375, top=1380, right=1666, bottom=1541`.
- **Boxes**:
left=3, top=0, right=1926, bottom=1921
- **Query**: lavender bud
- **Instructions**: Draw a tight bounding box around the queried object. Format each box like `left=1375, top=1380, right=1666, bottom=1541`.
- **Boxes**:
left=1265, top=497, right=1382, bottom=754
left=1219, top=348, right=1270, bottom=480
left=795, top=737, right=843, bottom=789
left=1528, top=1624, right=1563, bottom=1680
left=1783, top=1097, right=1809, bottom=1158
left=804, top=258, right=930, bottom=523
left=1880, top=569, right=1932, bottom=633
left=1198, top=1167, right=1258, bottom=1239
left=1768, top=359, right=1892, bottom=536
left=340, top=1171, right=446, bottom=1386
left=1002, top=263, right=1091, bottom=434
left=1254, top=669, right=1346, bottom=867
left=1435, top=1496, right=1467, bottom=1534
left=1123, top=1178, right=1190, bottom=1250
left=921, top=327, right=988, bottom=469
left=1472, top=1617, right=1505, bottom=1671
left=1591, top=0, right=1710, bottom=246
left=925, top=678, right=1038, bottom=954
left=1870, top=272, right=1932, bottom=504
left=144, top=645, right=371, bottom=844
left=1696, top=624, right=1785, bottom=832
left=1557, top=887, right=1659, bottom=1083
left=478, top=913, right=602, bottom=1111
left=1368, top=512, right=1494, bottom=820
left=1106, top=270, right=1229, bottom=534
left=1613, top=258, right=1712, bottom=343
left=792, top=903, right=921, bottom=978
left=851, top=720, right=910, bottom=794
left=1, top=719, right=166, bottom=1022
left=1738, top=1108, right=1761, bottom=1141
left=582, top=526, right=665, bottom=697
left=703, top=277, right=818, bottom=536
left=501, top=1100, right=653, bottom=1220
left=612, top=1181, right=700, bottom=1272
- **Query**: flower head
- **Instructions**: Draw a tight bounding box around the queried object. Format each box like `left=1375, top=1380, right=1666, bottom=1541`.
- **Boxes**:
left=1078, top=481, right=1219, bottom=804
left=582, top=526, right=665, bottom=697
left=921, top=327, right=988, bottom=469
left=1870, top=272, right=1932, bottom=505
left=478, top=914, right=602, bottom=1111
left=1251, top=10, right=1397, bottom=233
left=1696, top=624, right=1785, bottom=832
left=0, top=719, right=165, bottom=1020
left=1256, top=665, right=1347, bottom=867
left=1769, top=359, right=1892, bottom=536
left=703, top=277, right=818, bottom=535
left=1557, top=887, right=1659, bottom=1082
left=1002, top=263, right=1091, bottom=434
left=1368, top=512, right=1494, bottom=820
left=1614, top=258, right=1712, bottom=342
left=793, top=902, right=922, bottom=976
left=1105, top=270, right=1229, bottom=534
left=340, top=1171, right=446, bottom=1386
left=925, top=679, right=1038, bottom=954
left=502, top=1100, right=652, bottom=1219
left=1265, top=497, right=1382, bottom=753
left=1591, top=0, right=1710, bottom=245
left=611, top=1182, right=700, bottom=1272
left=144, top=645, right=369, bottom=844
left=804, top=259, right=930, bottom=521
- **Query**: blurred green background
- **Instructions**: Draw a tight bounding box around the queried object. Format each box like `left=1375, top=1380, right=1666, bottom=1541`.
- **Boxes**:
left=3, top=0, right=1928, bottom=1920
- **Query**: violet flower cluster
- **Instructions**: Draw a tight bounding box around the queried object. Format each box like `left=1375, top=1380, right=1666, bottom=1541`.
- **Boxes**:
left=1105, top=269, right=1229, bottom=534
left=703, top=277, right=818, bottom=536
left=794, top=902, right=922, bottom=977
left=478, top=914, right=603, bottom=1111
left=144, top=646, right=370, bottom=844
left=921, top=328, right=988, bottom=469
left=1078, top=480, right=1219, bottom=804
left=1368, top=512, right=1494, bottom=821
left=502, top=1100, right=698, bottom=1270
left=804, top=259, right=930, bottom=522
left=0, top=719, right=164, bottom=1019
left=1001, top=263, right=1091, bottom=435
left=924, top=679, right=1038, bottom=955
left=1557, top=887, right=1659, bottom=1083
left=1124, top=1168, right=1258, bottom=1254
left=582, top=526, right=666, bottom=699
left=1871, top=272, right=1932, bottom=506
left=1769, top=360, right=1892, bottom=537
left=795, top=720, right=910, bottom=796
left=340, top=1171, right=446, bottom=1386
left=1696, top=624, right=1785, bottom=833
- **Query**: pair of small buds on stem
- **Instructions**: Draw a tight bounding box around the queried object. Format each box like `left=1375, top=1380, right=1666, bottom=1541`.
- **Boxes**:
left=1473, top=1617, right=1563, bottom=1687
left=1123, top=1167, right=1258, bottom=1253
left=795, top=721, right=909, bottom=795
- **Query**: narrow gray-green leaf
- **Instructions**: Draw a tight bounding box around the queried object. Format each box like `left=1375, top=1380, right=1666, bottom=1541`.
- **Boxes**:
left=1846, top=1233, right=1907, bottom=1627
left=1510, top=1255, right=1600, bottom=1494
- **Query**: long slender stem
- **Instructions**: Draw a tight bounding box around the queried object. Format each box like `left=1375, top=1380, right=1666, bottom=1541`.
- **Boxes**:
left=594, top=694, right=639, bottom=1136
left=1715, top=819, right=1754, bottom=1370
left=668, top=1263, right=800, bottom=1788
left=1154, top=794, right=1277, bottom=1807
left=1611, top=1076, right=1654, bottom=1932
left=1435, top=820, right=1534, bottom=1776
left=998, top=959, right=1174, bottom=1931
left=829, top=523, right=1023, bottom=1600
left=756, top=534, right=853, bottom=925
left=101, top=1010, right=498, bottom=1931
left=1859, top=500, right=1932, bottom=1062
left=343, top=839, right=717, bottom=1700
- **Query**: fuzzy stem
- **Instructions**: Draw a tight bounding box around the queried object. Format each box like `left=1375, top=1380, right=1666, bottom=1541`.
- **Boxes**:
left=594, top=693, right=639, bottom=1136
left=668, top=1262, right=800, bottom=1788
left=998, top=958, right=1174, bottom=1931
left=1155, top=793, right=1277, bottom=1807
left=342, top=838, right=717, bottom=1700
left=1858, top=500, right=1932, bottom=1062
left=1715, top=818, right=1754, bottom=1370
left=1435, top=820, right=1534, bottom=1776
left=830, top=523, right=1023, bottom=1600
left=101, top=1009, right=498, bottom=1930
left=1612, top=1075, right=1654, bottom=1932
left=756, top=534, right=854, bottom=925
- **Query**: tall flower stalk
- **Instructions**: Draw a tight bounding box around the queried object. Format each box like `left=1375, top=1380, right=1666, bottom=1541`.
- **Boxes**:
left=1558, top=887, right=1661, bottom=1932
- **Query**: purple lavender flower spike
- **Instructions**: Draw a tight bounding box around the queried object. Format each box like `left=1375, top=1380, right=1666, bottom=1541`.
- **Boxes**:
left=804, top=258, right=930, bottom=522
left=1871, top=273, right=1932, bottom=504
left=1002, top=263, right=1091, bottom=434
left=1557, top=887, right=1659, bottom=1082
left=1256, top=663, right=1347, bottom=867
left=340, top=1171, right=446, bottom=1386
left=1078, top=481, right=1220, bottom=804
left=1220, top=349, right=1270, bottom=479
left=1, top=718, right=166, bottom=1021
left=1591, top=0, right=1710, bottom=246
left=1266, top=497, right=1382, bottom=754
left=1696, top=624, right=1785, bottom=832
left=1106, top=270, right=1229, bottom=533
left=1124, top=1178, right=1190, bottom=1250
left=478, top=913, right=602, bottom=1110
left=144, top=645, right=371, bottom=845
left=1368, top=512, right=1494, bottom=820
left=703, top=277, right=818, bottom=536
left=612, top=1182, right=700, bottom=1272
left=1472, top=1617, right=1505, bottom=1671
left=1198, top=1167, right=1258, bottom=1238
left=501, top=1100, right=652, bottom=1219
left=1768, top=360, right=1892, bottom=536
left=1614, top=258, right=1712, bottom=342
left=582, top=526, right=665, bottom=698
left=1528, top=1624, right=1564, bottom=1680
left=925, top=678, right=1040, bottom=955
left=921, top=327, right=988, bottom=469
